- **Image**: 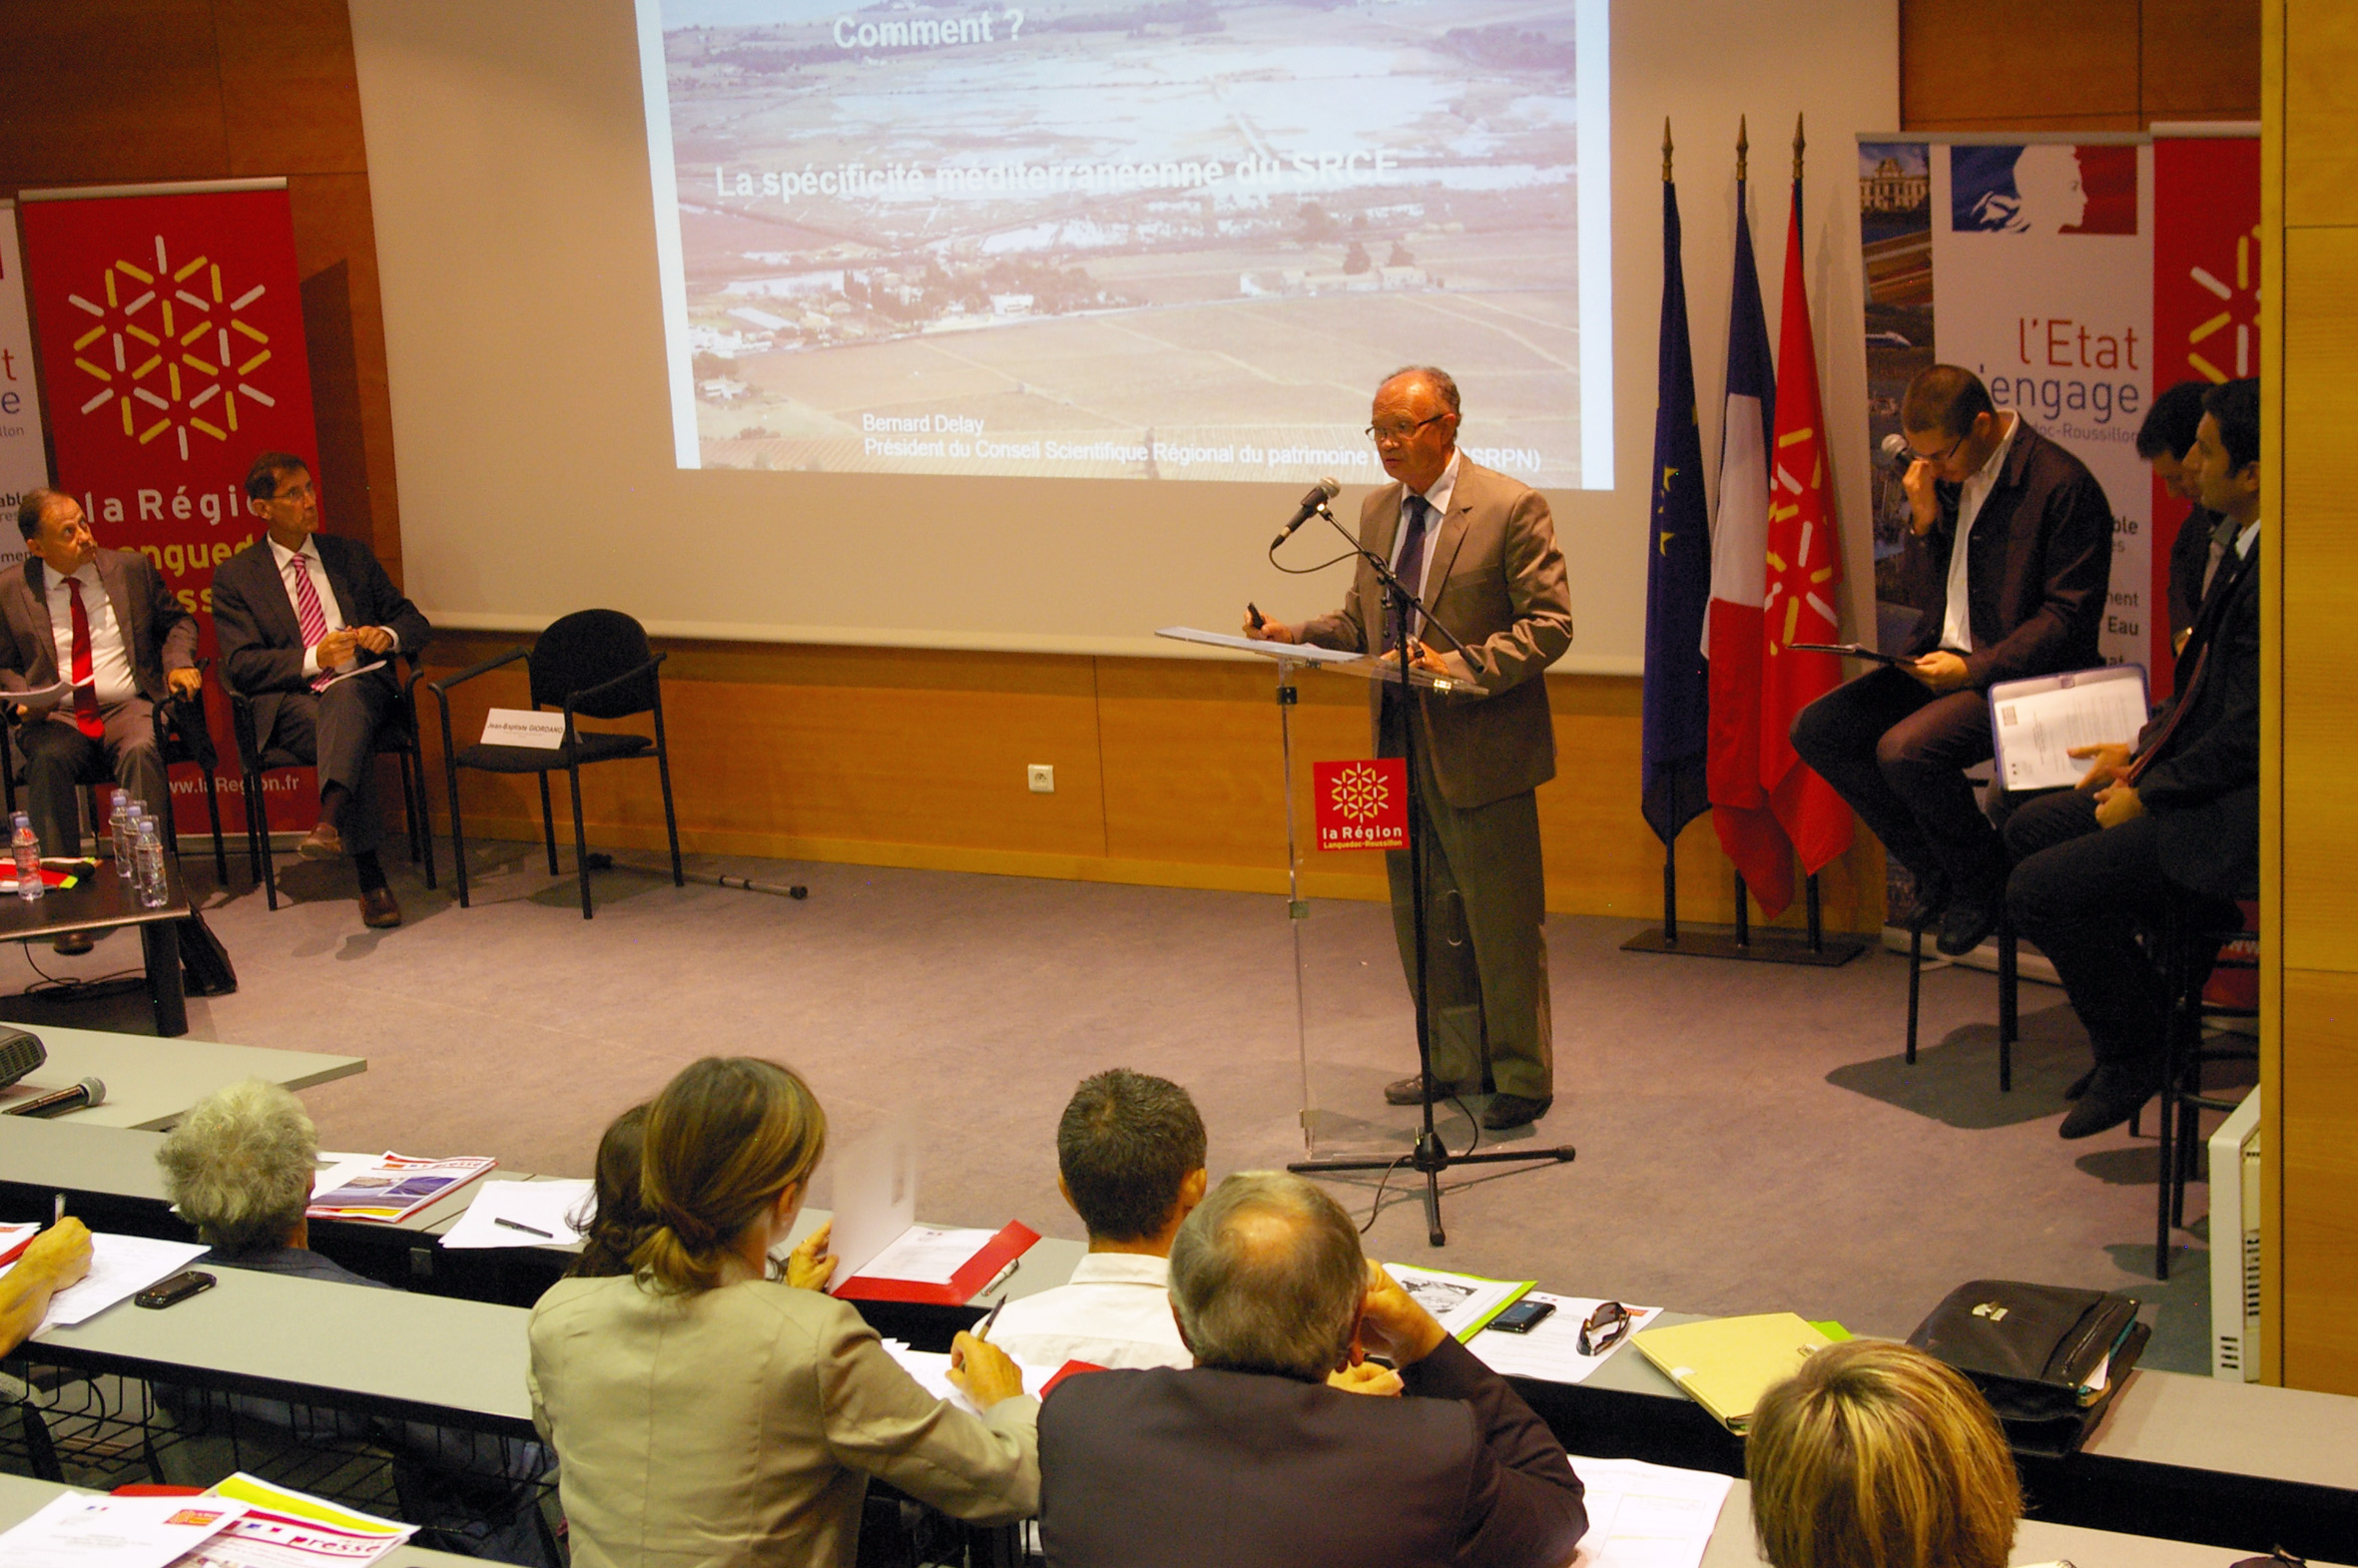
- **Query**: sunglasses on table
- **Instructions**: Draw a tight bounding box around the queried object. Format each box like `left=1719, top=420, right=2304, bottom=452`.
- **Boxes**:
left=1578, top=1301, right=1634, bottom=1357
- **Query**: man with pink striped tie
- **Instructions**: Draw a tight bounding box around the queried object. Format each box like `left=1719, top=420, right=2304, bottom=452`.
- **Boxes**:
left=213, top=453, right=432, bottom=929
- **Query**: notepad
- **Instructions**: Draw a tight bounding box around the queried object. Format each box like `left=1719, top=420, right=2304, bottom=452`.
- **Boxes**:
left=1630, top=1312, right=1835, bottom=1433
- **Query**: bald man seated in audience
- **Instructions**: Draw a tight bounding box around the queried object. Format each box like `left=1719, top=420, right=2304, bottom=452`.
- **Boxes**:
left=982, top=1068, right=1208, bottom=1371
left=1036, top=1171, right=1587, bottom=1568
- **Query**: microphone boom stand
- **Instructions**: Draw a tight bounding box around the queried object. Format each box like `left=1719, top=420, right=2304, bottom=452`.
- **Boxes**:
left=1285, top=507, right=1576, bottom=1246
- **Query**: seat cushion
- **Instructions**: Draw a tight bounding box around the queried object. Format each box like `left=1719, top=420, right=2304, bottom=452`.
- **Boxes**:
left=455, top=731, right=654, bottom=775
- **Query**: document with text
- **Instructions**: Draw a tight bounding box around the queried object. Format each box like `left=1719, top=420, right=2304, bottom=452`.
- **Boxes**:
left=1989, top=664, right=2149, bottom=791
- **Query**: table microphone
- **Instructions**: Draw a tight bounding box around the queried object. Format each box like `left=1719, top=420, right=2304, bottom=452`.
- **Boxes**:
left=6, top=1077, right=105, bottom=1118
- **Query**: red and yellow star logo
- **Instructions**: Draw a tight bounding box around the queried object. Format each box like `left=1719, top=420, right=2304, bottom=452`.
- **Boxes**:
left=63, top=234, right=277, bottom=462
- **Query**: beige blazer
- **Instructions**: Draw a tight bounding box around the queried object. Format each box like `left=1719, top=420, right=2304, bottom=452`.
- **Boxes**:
left=528, top=1276, right=1038, bottom=1568
left=1298, top=459, right=1573, bottom=809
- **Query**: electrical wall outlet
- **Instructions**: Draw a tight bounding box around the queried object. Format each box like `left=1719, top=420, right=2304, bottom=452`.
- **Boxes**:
left=1027, top=764, right=1055, bottom=793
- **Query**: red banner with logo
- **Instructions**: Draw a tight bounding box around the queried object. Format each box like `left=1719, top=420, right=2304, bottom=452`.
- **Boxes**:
left=2150, top=135, right=2260, bottom=698
left=19, top=184, right=321, bottom=831
left=1313, top=759, right=1407, bottom=852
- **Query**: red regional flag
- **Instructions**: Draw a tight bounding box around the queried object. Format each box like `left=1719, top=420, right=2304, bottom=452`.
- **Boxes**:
left=1703, top=162, right=1796, bottom=917
left=1760, top=161, right=1853, bottom=877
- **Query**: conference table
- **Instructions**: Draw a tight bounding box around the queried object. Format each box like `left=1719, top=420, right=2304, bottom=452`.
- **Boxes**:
left=0, top=1022, right=363, bottom=1130
left=0, top=857, right=193, bottom=1036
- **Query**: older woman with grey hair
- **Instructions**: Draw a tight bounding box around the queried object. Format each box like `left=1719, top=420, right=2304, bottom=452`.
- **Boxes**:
left=153, top=1081, right=553, bottom=1566
left=157, top=1079, right=340, bottom=1275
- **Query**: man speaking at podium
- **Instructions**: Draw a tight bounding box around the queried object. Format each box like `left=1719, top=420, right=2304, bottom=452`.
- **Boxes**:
left=1245, top=367, right=1572, bottom=1131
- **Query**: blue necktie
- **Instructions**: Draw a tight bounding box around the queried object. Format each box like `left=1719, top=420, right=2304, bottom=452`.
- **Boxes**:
left=1390, top=496, right=1433, bottom=653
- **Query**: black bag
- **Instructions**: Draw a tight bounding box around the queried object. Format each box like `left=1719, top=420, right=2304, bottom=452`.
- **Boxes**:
left=179, top=905, right=237, bottom=997
left=1908, top=1280, right=2147, bottom=1456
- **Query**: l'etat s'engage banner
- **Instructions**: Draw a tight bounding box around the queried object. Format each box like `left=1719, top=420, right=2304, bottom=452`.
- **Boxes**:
left=0, top=205, right=54, bottom=575
left=19, top=183, right=322, bottom=830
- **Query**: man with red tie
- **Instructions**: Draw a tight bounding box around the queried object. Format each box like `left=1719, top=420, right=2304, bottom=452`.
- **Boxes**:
left=212, top=453, right=432, bottom=929
left=0, top=490, right=200, bottom=951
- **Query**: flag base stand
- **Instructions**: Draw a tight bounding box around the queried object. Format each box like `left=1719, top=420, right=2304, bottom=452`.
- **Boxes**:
left=1619, top=854, right=1866, bottom=966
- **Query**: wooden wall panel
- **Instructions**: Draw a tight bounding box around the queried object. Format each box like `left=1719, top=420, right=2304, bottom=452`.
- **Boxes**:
left=2277, top=226, right=2358, bottom=973
left=1899, top=0, right=2259, bottom=132
left=2283, top=967, right=2358, bottom=1393
left=2144, top=0, right=2263, bottom=119
left=2284, top=2, right=2358, bottom=228
left=0, top=2, right=230, bottom=185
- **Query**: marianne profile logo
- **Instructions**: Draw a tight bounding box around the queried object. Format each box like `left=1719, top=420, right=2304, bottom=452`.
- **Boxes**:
left=1950, top=144, right=2137, bottom=237
left=62, top=232, right=278, bottom=462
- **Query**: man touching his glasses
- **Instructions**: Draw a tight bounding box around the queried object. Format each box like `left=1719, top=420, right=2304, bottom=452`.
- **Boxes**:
left=1790, top=365, right=2113, bottom=957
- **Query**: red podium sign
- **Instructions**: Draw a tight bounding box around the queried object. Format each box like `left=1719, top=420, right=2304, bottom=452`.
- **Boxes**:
left=1313, top=759, right=1407, bottom=852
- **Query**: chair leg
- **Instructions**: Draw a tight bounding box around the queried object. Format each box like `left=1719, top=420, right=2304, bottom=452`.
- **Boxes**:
left=410, top=746, right=436, bottom=891
left=443, top=753, right=472, bottom=909
left=656, top=744, right=683, bottom=887
left=203, top=770, right=228, bottom=883
left=568, top=761, right=592, bottom=920
left=251, top=768, right=279, bottom=911
left=1998, top=922, right=2017, bottom=1093
left=1906, top=922, right=1923, bottom=1066
left=537, top=774, right=559, bottom=875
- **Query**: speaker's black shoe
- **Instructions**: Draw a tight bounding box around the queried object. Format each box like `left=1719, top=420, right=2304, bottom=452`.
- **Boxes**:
left=2060, top=1065, right=2159, bottom=1140
left=1480, top=1093, right=1552, bottom=1131
left=2063, top=1064, right=2098, bottom=1100
left=1901, top=869, right=1953, bottom=932
left=1385, top=1075, right=1442, bottom=1107
left=1935, top=896, right=2002, bottom=957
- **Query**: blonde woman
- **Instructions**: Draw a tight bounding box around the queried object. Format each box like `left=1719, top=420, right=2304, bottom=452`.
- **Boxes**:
left=528, top=1057, right=1035, bottom=1567
left=1746, top=1339, right=2020, bottom=1568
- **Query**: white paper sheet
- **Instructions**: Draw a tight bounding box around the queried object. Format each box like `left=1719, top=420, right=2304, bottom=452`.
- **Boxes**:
left=1471, top=1295, right=1665, bottom=1385
left=438, top=1178, right=596, bottom=1250
left=1382, top=1263, right=1533, bottom=1342
left=825, top=1117, right=918, bottom=1284
left=1990, top=665, right=2150, bottom=791
left=0, top=1232, right=210, bottom=1329
left=1563, top=1455, right=1736, bottom=1568
left=883, top=1340, right=1059, bottom=1416
left=0, top=1492, right=247, bottom=1568
left=854, top=1225, right=999, bottom=1286
left=186, top=1472, right=416, bottom=1568
left=1154, top=627, right=1365, bottom=662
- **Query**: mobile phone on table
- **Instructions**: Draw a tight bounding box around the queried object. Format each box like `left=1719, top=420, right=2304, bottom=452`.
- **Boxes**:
left=134, top=1270, right=217, bottom=1309
left=1488, top=1299, right=1557, bottom=1334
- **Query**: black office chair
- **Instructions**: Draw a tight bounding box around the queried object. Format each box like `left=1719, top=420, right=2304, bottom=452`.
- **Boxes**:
left=224, top=655, right=434, bottom=911
left=2150, top=890, right=2260, bottom=1282
left=429, top=610, right=683, bottom=920
left=0, top=673, right=230, bottom=882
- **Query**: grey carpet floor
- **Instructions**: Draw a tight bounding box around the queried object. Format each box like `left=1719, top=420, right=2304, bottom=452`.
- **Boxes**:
left=0, top=840, right=2226, bottom=1374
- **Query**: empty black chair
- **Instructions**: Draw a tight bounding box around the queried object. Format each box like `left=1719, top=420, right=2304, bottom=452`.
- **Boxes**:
left=429, top=610, right=682, bottom=919
left=223, top=655, right=434, bottom=910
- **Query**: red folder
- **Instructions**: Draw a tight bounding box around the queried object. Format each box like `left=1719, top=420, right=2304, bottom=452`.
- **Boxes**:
left=834, top=1220, right=1039, bottom=1305
left=1039, top=1359, right=1108, bottom=1397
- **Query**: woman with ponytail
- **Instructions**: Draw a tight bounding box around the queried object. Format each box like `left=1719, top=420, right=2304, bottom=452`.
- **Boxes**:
left=528, top=1058, right=1036, bottom=1566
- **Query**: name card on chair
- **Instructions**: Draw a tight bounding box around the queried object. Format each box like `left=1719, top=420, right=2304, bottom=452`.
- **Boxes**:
left=481, top=709, right=566, bottom=750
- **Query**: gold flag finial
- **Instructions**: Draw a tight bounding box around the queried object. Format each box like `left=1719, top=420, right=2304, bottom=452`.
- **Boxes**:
left=1737, top=115, right=1749, bottom=183
left=1663, top=118, right=1674, bottom=182
left=1792, top=113, right=1806, bottom=181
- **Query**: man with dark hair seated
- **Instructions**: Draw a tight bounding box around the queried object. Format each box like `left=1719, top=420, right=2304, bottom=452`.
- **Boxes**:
left=2005, top=379, right=2261, bottom=1139
left=1037, top=1171, right=1587, bottom=1568
left=2138, top=380, right=2236, bottom=657
left=982, top=1068, right=1208, bottom=1370
left=1792, top=364, right=2112, bottom=955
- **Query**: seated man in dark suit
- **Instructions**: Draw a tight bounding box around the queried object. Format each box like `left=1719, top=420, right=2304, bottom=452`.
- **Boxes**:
left=2005, top=379, right=2261, bottom=1140
left=212, top=453, right=430, bottom=929
left=1036, top=1171, right=1587, bottom=1568
left=2140, top=379, right=2241, bottom=659
left=1792, top=365, right=2112, bottom=956
left=0, top=489, right=200, bottom=952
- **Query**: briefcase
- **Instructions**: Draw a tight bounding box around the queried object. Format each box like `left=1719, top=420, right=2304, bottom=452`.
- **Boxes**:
left=1908, top=1280, right=2145, bottom=1456
left=178, top=905, right=238, bottom=996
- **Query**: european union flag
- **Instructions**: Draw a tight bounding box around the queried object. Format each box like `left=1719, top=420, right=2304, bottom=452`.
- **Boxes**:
left=1641, top=174, right=1712, bottom=844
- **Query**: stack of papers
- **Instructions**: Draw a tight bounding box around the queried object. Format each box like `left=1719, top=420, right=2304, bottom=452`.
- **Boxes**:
left=0, top=1231, right=210, bottom=1332
left=0, top=1494, right=245, bottom=1567
left=1471, top=1295, right=1664, bottom=1385
left=882, top=1339, right=1060, bottom=1416
left=439, top=1179, right=596, bottom=1249
left=1382, top=1263, right=1534, bottom=1341
left=183, top=1472, right=418, bottom=1567
left=1563, top=1455, right=1736, bottom=1568
left=308, top=1152, right=497, bottom=1223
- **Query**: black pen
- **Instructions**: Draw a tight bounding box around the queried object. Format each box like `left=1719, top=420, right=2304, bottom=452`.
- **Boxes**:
left=494, top=1217, right=554, bottom=1239
left=1247, top=602, right=1266, bottom=630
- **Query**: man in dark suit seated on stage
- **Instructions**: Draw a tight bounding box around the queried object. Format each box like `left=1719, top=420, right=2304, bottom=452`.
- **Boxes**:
left=1036, top=1171, right=1587, bottom=1568
left=2140, top=379, right=2238, bottom=659
left=2005, top=379, right=2261, bottom=1141
left=0, top=489, right=201, bottom=953
left=212, top=453, right=431, bottom=929
left=1791, top=365, right=2112, bottom=957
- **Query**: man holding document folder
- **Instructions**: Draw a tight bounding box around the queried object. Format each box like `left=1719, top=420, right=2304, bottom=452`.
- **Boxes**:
left=2003, top=380, right=2262, bottom=1140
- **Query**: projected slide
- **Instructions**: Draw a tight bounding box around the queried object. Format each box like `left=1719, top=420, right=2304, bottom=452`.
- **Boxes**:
left=639, top=0, right=1611, bottom=487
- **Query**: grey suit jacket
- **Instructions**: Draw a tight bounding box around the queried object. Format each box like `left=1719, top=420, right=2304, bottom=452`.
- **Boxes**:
left=210, top=531, right=432, bottom=742
left=1298, top=459, right=1573, bottom=809
left=0, top=549, right=197, bottom=709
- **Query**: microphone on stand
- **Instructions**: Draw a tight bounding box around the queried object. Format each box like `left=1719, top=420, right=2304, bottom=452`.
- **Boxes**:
left=6, top=1077, right=105, bottom=1119
left=1880, top=433, right=1915, bottom=469
left=1270, top=477, right=1343, bottom=550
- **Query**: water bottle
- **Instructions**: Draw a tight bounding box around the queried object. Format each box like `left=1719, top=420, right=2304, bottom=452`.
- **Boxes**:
left=133, top=817, right=168, bottom=909
left=109, top=789, right=133, bottom=870
left=11, top=813, right=41, bottom=901
left=117, top=802, right=142, bottom=879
